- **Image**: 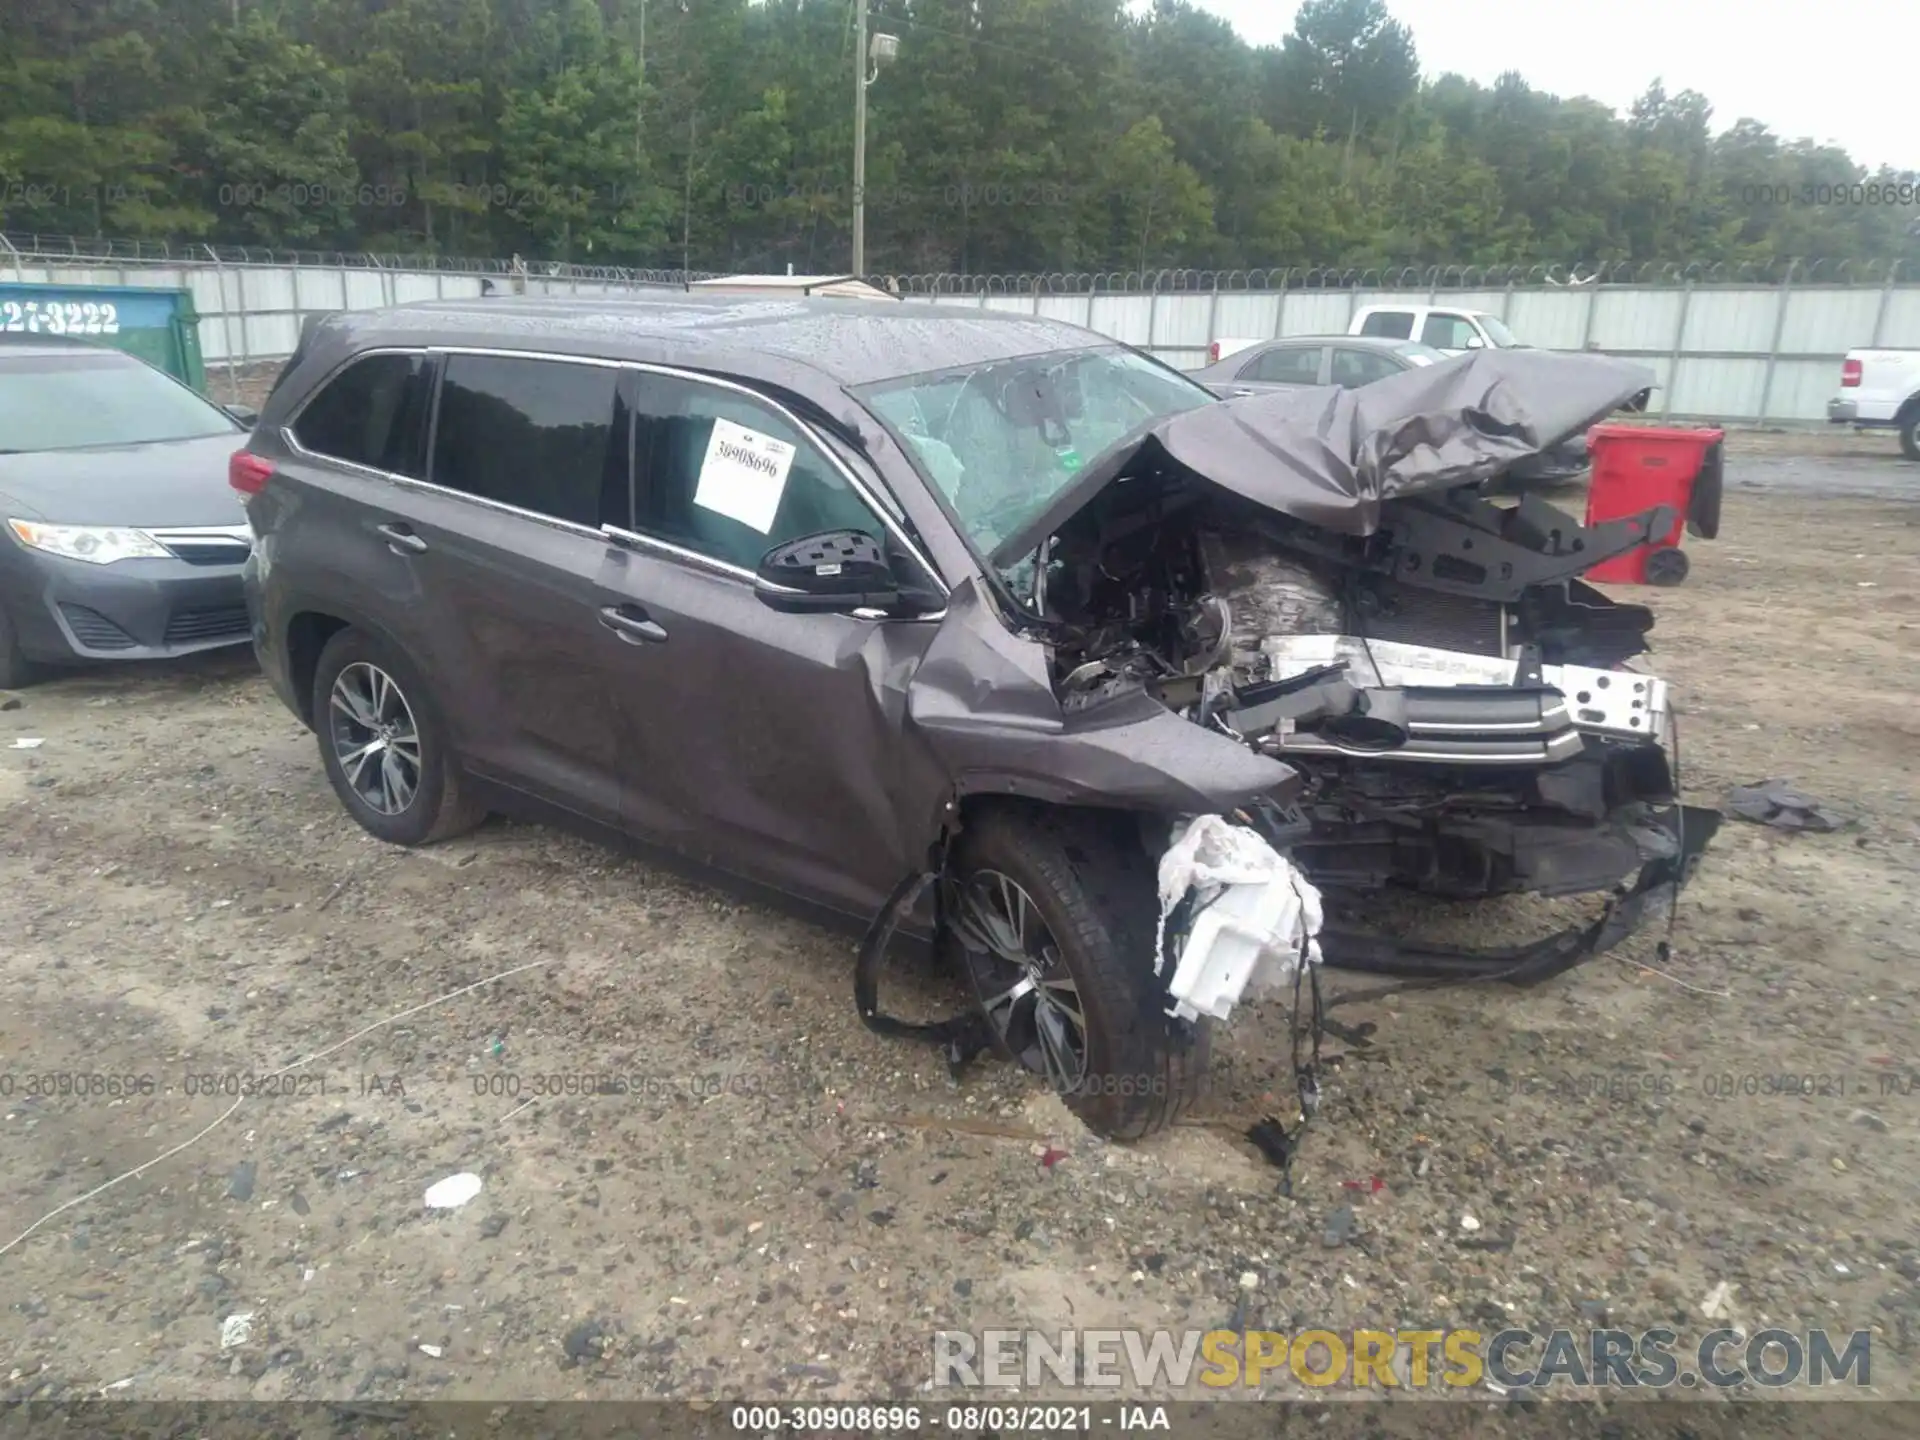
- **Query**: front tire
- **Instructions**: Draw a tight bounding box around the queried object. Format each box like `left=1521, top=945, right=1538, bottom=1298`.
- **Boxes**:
left=311, top=628, right=484, bottom=846
left=942, top=805, right=1209, bottom=1141
left=1900, top=410, right=1920, bottom=462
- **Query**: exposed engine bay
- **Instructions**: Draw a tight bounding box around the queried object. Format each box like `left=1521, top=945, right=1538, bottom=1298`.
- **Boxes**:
left=1031, top=456, right=1718, bottom=943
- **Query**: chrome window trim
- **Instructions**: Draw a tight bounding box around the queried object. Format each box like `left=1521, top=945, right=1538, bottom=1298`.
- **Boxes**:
left=281, top=344, right=436, bottom=440
left=619, top=360, right=908, bottom=525
left=599, top=523, right=758, bottom=583
left=279, top=343, right=952, bottom=617
left=428, top=347, right=949, bottom=600
left=281, top=425, right=618, bottom=546
left=599, top=523, right=947, bottom=621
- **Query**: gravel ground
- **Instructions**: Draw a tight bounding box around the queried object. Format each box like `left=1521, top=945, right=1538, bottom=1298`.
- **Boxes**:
left=0, top=437, right=1917, bottom=1412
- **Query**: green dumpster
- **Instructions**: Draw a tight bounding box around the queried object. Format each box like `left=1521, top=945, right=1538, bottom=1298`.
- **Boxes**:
left=0, top=282, right=208, bottom=393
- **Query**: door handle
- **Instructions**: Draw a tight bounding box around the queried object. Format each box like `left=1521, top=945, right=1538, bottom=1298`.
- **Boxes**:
left=1229, top=387, right=1257, bottom=398
left=599, top=605, right=668, bottom=645
left=376, top=523, right=427, bottom=556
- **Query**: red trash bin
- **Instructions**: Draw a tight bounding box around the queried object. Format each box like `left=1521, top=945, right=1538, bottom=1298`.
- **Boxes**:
left=1581, top=422, right=1724, bottom=586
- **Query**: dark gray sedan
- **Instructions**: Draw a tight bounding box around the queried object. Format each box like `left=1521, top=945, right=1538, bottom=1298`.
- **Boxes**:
left=1190, top=334, right=1446, bottom=397
left=0, top=337, right=257, bottom=686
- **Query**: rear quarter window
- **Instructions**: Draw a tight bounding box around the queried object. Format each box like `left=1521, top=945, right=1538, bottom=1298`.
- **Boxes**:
left=292, top=352, right=435, bottom=477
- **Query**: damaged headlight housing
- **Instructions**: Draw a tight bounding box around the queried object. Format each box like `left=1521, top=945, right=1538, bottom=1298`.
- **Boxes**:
left=6, top=519, right=171, bottom=565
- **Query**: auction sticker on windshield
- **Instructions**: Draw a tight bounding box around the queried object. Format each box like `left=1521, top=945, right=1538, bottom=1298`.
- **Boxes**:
left=694, top=417, right=796, bottom=533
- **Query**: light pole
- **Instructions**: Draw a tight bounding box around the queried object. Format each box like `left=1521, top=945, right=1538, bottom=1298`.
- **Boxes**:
left=852, top=4, right=898, bottom=278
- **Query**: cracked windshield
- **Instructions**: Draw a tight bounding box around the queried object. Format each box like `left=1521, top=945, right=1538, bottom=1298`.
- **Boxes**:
left=860, top=345, right=1214, bottom=565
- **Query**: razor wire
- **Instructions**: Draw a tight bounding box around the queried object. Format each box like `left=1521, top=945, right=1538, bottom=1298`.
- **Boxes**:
left=882, top=257, right=1911, bottom=294
left=1, top=233, right=1910, bottom=293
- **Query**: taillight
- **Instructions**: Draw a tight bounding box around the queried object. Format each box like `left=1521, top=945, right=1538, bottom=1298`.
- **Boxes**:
left=1208, top=341, right=1221, bottom=363
left=1841, top=358, right=1862, bottom=388
left=229, top=450, right=274, bottom=496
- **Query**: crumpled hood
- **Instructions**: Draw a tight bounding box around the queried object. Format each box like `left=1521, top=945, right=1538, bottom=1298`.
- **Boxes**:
left=991, top=349, right=1656, bottom=564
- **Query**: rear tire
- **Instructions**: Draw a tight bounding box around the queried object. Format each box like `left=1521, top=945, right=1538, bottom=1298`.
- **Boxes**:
left=942, top=805, right=1209, bottom=1141
left=311, top=628, right=484, bottom=846
left=1899, top=410, right=1920, bottom=462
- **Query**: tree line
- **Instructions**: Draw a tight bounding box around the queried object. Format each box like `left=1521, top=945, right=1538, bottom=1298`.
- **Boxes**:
left=2, top=0, right=1915, bottom=275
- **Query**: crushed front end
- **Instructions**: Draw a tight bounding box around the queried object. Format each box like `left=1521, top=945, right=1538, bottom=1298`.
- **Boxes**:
left=1036, top=449, right=1720, bottom=983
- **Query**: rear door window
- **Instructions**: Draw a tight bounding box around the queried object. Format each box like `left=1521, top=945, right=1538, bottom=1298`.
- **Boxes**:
left=1242, top=346, right=1324, bottom=384
left=292, top=353, right=435, bottom=477
left=625, top=375, right=884, bottom=573
left=1419, top=312, right=1481, bottom=349
left=1331, top=348, right=1405, bottom=388
left=429, top=354, right=622, bottom=528
left=1358, top=310, right=1415, bottom=340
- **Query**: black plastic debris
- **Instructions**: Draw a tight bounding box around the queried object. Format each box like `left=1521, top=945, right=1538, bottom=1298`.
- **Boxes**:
left=561, top=1319, right=609, bottom=1366
left=1725, top=779, right=1850, bottom=833
left=1321, top=1017, right=1377, bottom=1049
left=1456, top=1232, right=1519, bottom=1253
left=1246, top=1117, right=1296, bottom=1170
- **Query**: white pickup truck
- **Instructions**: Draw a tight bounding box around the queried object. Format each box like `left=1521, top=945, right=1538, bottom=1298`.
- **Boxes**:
left=1349, top=304, right=1522, bottom=354
left=1829, top=349, right=1920, bottom=459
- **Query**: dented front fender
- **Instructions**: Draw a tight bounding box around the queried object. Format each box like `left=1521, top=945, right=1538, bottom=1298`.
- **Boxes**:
left=902, top=579, right=1298, bottom=843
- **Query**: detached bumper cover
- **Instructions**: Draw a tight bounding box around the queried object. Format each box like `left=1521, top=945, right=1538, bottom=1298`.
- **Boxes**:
left=1318, top=803, right=1722, bottom=983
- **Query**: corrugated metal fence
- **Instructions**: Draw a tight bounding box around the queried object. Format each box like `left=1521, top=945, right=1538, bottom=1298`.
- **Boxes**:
left=915, top=266, right=1919, bottom=425
left=4, top=239, right=1914, bottom=424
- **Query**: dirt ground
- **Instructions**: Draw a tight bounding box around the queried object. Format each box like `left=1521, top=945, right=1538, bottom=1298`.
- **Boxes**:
left=1, top=431, right=1917, bottom=1411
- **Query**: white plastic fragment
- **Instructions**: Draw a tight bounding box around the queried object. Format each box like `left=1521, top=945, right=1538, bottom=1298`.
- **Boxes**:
left=1459, top=1214, right=1481, bottom=1233
left=1156, top=815, right=1323, bottom=1023
left=9, top=738, right=43, bottom=750
left=219, top=1312, right=254, bottom=1350
left=423, top=1172, right=482, bottom=1210
left=1700, top=1280, right=1736, bottom=1320
left=419, top=1343, right=444, bottom=1358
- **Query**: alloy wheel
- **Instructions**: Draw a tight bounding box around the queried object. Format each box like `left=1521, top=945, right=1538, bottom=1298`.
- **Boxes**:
left=950, top=868, right=1090, bottom=1093
left=328, top=661, right=422, bottom=816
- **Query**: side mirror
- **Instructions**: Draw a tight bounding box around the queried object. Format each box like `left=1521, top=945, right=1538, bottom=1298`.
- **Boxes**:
left=1462, top=334, right=1487, bottom=350
left=225, top=404, right=260, bottom=427
left=754, top=530, right=901, bottom=614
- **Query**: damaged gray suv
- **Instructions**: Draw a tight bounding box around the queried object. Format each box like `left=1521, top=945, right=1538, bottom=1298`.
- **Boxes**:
left=238, top=296, right=1719, bottom=1141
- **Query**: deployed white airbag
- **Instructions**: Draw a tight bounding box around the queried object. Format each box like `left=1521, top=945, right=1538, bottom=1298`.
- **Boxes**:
left=1155, top=815, right=1324, bottom=1023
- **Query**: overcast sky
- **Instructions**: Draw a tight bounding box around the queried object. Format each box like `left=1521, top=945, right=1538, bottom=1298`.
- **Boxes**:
left=1177, top=0, right=1916, bottom=173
